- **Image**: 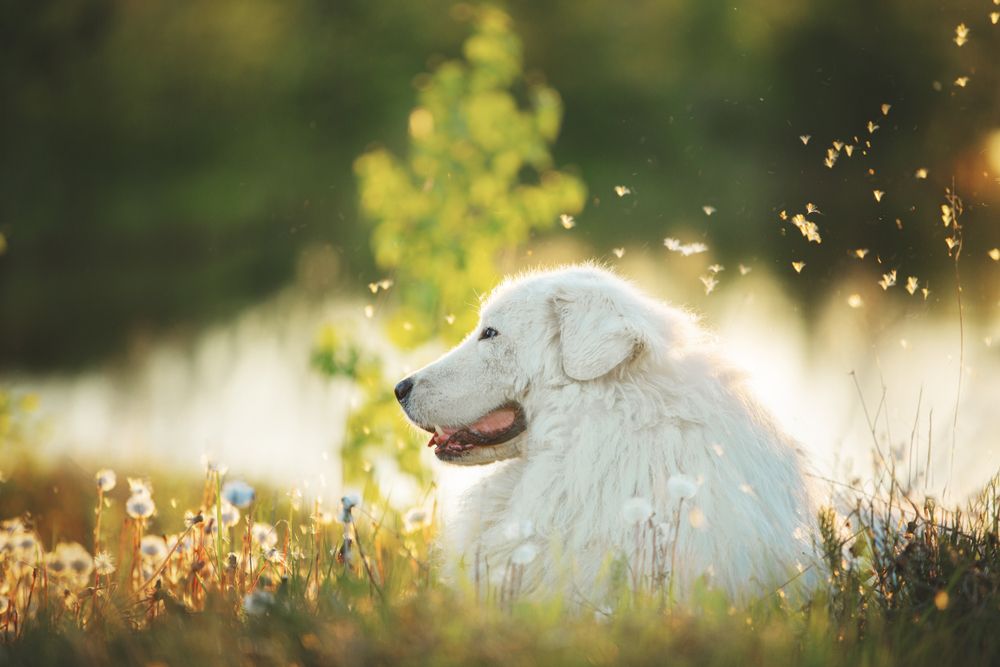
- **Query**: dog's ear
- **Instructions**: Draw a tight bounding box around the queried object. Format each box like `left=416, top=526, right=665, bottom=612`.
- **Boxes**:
left=553, top=291, right=642, bottom=381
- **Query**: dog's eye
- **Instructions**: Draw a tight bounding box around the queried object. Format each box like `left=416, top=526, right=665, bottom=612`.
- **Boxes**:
left=478, top=327, right=499, bottom=340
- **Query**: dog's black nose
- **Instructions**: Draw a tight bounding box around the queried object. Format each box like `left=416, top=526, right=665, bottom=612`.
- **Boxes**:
left=394, top=377, right=414, bottom=403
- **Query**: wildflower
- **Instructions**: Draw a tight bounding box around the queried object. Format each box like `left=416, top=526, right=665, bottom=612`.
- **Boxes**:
left=242, top=590, right=275, bottom=616
left=140, top=535, right=168, bottom=563
left=221, top=480, right=256, bottom=508
left=95, top=469, right=117, bottom=492
left=622, top=497, right=653, bottom=525
left=126, top=494, right=156, bottom=519
left=251, top=522, right=279, bottom=549
left=511, top=542, right=539, bottom=565
left=94, top=551, right=116, bottom=576
left=667, top=474, right=698, bottom=500
left=403, top=507, right=431, bottom=533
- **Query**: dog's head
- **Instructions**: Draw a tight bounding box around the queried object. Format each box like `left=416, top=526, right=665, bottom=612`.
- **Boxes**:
left=395, top=265, right=666, bottom=465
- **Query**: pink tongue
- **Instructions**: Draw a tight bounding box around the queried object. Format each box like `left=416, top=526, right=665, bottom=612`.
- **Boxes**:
left=470, top=408, right=515, bottom=434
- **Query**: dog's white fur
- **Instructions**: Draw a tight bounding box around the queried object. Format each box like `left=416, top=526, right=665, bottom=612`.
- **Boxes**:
left=400, top=265, right=816, bottom=602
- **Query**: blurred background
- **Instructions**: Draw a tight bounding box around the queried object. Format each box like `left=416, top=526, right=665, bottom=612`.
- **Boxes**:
left=1, top=1, right=998, bottom=505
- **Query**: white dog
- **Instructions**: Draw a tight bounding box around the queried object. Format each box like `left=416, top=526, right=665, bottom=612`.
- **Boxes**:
left=395, top=264, right=816, bottom=603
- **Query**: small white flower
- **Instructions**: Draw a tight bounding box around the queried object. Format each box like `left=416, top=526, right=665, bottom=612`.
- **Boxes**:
left=95, top=469, right=117, bottom=492
left=667, top=474, right=698, bottom=500
left=622, top=496, right=653, bottom=525
left=511, top=542, right=538, bottom=565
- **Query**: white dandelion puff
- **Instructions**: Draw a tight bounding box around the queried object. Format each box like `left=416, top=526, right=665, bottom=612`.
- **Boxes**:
left=622, top=496, right=653, bottom=525
left=668, top=474, right=698, bottom=500
left=511, top=542, right=539, bottom=565
left=95, top=469, right=117, bottom=492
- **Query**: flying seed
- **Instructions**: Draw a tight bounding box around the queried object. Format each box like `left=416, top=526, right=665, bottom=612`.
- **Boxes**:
left=954, top=23, right=969, bottom=46
left=873, top=190, right=885, bottom=202
left=700, top=275, right=719, bottom=295
left=612, top=247, right=625, bottom=258
left=847, top=294, right=864, bottom=308
left=905, top=276, right=919, bottom=295
left=702, top=205, right=716, bottom=216
left=881, top=103, right=891, bottom=116
left=738, top=264, right=752, bottom=275
left=853, top=248, right=869, bottom=259
left=799, top=135, right=811, bottom=145
left=614, top=185, right=631, bottom=197
left=954, top=77, right=969, bottom=87
left=988, top=248, right=999, bottom=261
left=792, top=261, right=806, bottom=273
left=867, top=121, right=879, bottom=134
left=915, top=168, right=928, bottom=179
left=878, top=270, right=897, bottom=290
left=560, top=214, right=576, bottom=229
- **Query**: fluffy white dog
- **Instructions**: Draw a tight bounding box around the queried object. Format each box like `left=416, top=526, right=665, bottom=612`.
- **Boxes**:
left=395, top=264, right=816, bottom=603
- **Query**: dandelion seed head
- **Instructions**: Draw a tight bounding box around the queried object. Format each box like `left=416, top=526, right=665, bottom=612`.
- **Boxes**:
left=127, top=478, right=152, bottom=499
left=221, top=480, right=256, bottom=509
left=95, top=469, right=116, bottom=492
left=622, top=497, right=653, bottom=524
left=251, top=522, right=279, bottom=548
left=668, top=474, right=698, bottom=500
left=243, top=590, right=275, bottom=616
left=126, top=494, right=155, bottom=520
left=140, top=535, right=168, bottom=563
left=403, top=507, right=431, bottom=533
left=93, top=551, right=116, bottom=576
left=511, top=542, right=539, bottom=565
left=504, top=519, right=535, bottom=541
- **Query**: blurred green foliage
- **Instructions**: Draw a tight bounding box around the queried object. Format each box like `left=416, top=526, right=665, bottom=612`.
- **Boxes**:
left=1, top=0, right=999, bottom=370
left=355, top=5, right=586, bottom=345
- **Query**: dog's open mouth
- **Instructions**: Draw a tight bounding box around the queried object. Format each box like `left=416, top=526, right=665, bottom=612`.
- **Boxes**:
left=422, top=402, right=526, bottom=460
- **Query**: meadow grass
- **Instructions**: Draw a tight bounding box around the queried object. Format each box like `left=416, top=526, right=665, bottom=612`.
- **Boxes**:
left=0, top=452, right=998, bottom=667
